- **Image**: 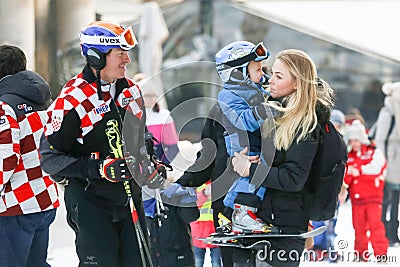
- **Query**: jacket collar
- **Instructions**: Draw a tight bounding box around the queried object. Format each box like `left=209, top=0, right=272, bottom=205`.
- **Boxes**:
left=81, top=64, right=129, bottom=96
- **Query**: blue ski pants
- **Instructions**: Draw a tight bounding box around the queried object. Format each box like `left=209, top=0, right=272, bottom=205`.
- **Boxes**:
left=0, top=209, right=56, bottom=267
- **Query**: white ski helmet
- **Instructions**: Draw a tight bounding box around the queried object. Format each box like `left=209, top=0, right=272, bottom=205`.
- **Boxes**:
left=215, top=41, right=269, bottom=83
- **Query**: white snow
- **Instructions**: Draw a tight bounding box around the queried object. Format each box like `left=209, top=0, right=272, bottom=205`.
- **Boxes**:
left=47, top=140, right=400, bottom=266
left=48, top=190, right=400, bottom=266
left=48, top=192, right=400, bottom=266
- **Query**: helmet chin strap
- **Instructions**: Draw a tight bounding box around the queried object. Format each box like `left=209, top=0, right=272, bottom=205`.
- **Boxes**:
left=96, top=69, right=103, bottom=100
left=257, top=74, right=270, bottom=96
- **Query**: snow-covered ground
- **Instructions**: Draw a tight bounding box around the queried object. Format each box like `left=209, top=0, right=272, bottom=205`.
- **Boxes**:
left=47, top=192, right=400, bottom=267
left=47, top=141, right=400, bottom=266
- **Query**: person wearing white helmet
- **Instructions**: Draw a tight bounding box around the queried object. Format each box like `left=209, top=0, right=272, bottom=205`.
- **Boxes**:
left=215, top=40, right=280, bottom=234
left=39, top=21, right=165, bottom=266
left=344, top=119, right=389, bottom=260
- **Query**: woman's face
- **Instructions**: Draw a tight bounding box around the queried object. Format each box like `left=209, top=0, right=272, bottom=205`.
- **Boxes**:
left=268, top=59, right=297, bottom=98
left=247, top=60, right=264, bottom=84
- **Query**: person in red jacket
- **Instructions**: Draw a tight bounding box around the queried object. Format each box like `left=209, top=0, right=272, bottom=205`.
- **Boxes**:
left=0, top=44, right=59, bottom=267
left=190, top=182, right=222, bottom=267
left=344, top=119, right=389, bottom=261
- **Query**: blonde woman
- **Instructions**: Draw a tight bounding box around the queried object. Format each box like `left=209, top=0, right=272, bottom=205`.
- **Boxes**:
left=232, top=49, right=334, bottom=267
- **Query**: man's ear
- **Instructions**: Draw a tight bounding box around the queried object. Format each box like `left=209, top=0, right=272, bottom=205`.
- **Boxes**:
left=86, top=48, right=106, bottom=70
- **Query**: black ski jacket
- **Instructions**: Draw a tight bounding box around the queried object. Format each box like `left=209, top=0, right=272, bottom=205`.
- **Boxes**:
left=252, top=102, right=330, bottom=233
left=146, top=204, right=198, bottom=267
left=176, top=103, right=237, bottom=210
left=39, top=65, right=147, bottom=207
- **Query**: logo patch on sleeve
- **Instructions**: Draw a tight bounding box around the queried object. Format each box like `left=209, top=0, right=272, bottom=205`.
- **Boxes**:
left=94, top=104, right=110, bottom=115
left=17, top=103, right=33, bottom=112
left=51, top=116, right=63, bottom=132
left=122, top=97, right=134, bottom=106
left=0, top=117, right=6, bottom=125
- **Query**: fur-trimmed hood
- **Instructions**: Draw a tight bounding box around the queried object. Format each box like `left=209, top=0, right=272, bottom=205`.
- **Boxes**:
left=316, top=100, right=331, bottom=124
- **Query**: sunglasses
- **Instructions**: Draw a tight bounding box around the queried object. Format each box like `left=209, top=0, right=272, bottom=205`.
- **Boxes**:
left=80, top=26, right=138, bottom=50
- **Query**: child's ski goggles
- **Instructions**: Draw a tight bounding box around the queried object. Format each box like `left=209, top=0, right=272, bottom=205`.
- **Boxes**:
left=80, top=26, right=138, bottom=50
left=224, top=42, right=270, bottom=68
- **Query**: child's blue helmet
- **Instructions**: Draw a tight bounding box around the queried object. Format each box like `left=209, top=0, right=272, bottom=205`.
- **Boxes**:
left=215, top=41, right=269, bottom=83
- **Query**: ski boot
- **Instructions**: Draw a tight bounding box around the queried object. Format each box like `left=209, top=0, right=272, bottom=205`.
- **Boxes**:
left=232, top=204, right=274, bottom=234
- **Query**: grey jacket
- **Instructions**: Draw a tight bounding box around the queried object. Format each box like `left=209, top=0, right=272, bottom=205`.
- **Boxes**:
left=375, top=96, right=400, bottom=188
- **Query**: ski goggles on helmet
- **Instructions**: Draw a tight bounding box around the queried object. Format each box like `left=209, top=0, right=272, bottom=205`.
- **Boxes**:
left=80, top=26, right=138, bottom=50
left=224, top=42, right=270, bottom=68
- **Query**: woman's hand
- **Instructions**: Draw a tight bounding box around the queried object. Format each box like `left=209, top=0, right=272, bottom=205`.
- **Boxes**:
left=232, top=147, right=259, bottom=177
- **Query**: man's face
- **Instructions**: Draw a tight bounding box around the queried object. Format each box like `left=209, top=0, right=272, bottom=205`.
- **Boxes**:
left=100, top=48, right=131, bottom=83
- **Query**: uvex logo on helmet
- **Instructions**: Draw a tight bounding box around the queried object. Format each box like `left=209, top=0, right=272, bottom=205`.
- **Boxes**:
left=99, top=38, right=121, bottom=44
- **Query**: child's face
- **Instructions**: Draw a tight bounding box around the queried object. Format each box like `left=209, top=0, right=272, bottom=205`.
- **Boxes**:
left=348, top=139, right=362, bottom=151
left=247, top=60, right=264, bottom=84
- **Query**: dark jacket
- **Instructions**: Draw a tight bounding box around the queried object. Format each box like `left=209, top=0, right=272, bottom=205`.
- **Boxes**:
left=40, top=65, right=147, bottom=208
left=0, top=70, right=52, bottom=114
left=252, top=102, right=330, bottom=233
left=176, top=103, right=235, bottom=267
left=146, top=204, right=198, bottom=267
left=248, top=102, right=330, bottom=267
left=245, top=103, right=330, bottom=267
left=176, top=103, right=236, bottom=210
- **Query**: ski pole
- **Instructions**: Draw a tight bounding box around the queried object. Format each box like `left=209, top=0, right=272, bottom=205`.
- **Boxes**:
left=154, top=188, right=168, bottom=227
left=105, top=119, right=153, bottom=267
left=144, top=132, right=172, bottom=228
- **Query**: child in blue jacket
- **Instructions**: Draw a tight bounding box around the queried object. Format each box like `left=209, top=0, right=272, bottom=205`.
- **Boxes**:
left=215, top=41, right=278, bottom=233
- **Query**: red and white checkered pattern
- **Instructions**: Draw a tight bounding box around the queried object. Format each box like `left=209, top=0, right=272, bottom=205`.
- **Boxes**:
left=44, top=74, right=143, bottom=144
left=0, top=102, right=59, bottom=215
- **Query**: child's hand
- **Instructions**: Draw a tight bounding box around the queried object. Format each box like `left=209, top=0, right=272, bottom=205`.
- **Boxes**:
left=347, top=166, right=360, bottom=176
left=338, top=184, right=348, bottom=205
left=248, top=154, right=260, bottom=164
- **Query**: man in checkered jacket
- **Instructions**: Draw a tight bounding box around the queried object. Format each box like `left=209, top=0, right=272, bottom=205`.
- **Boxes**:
left=39, top=21, right=165, bottom=266
left=0, top=45, right=59, bottom=266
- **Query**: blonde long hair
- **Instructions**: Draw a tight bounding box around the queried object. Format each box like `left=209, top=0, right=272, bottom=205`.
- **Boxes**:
left=266, top=49, right=333, bottom=150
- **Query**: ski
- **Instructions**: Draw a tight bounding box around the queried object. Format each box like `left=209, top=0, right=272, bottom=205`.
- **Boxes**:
left=213, top=239, right=272, bottom=250
left=198, top=225, right=327, bottom=245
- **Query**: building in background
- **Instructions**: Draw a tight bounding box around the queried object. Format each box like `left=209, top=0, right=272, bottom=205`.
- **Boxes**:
left=2, top=0, right=399, bottom=142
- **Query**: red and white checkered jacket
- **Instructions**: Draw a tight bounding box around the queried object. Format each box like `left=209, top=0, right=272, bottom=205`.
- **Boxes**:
left=44, top=73, right=143, bottom=143
left=0, top=102, right=59, bottom=215
left=41, top=69, right=146, bottom=206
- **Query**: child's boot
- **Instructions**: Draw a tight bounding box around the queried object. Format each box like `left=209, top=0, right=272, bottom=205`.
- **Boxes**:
left=232, top=203, right=271, bottom=234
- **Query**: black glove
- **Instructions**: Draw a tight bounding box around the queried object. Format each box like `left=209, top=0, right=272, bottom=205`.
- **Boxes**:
left=142, top=161, right=166, bottom=189
left=99, top=156, right=135, bottom=183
